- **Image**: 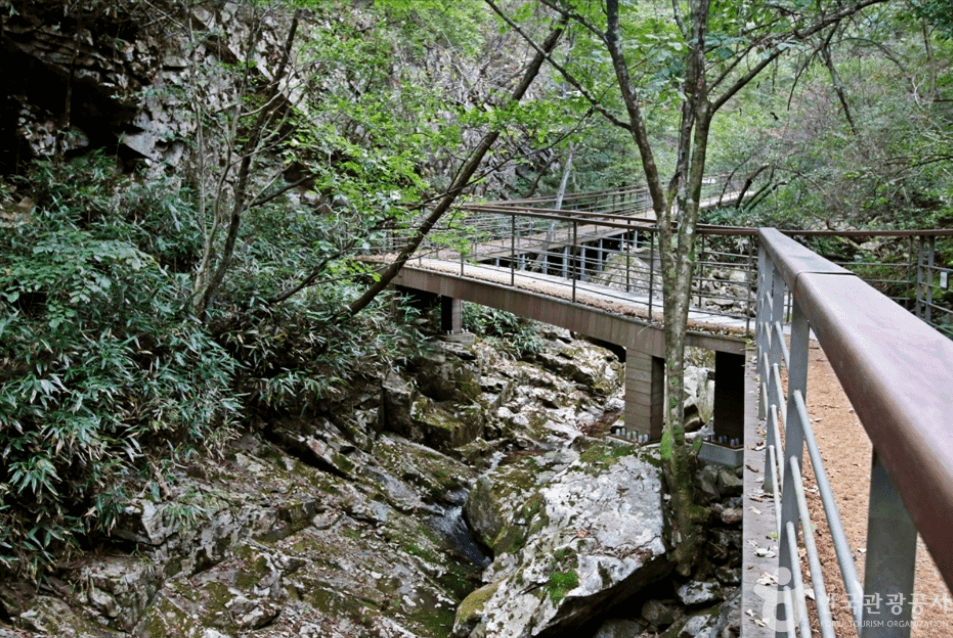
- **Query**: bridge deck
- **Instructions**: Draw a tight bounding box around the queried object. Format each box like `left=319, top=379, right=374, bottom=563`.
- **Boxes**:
left=742, top=349, right=779, bottom=638
left=398, top=258, right=750, bottom=340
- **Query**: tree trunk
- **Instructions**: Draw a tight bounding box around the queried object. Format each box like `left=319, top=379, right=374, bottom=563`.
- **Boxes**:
left=191, top=10, right=301, bottom=317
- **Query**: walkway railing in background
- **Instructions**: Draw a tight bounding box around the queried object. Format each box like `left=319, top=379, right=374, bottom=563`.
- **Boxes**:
left=756, top=228, right=953, bottom=638
left=365, top=182, right=953, bottom=336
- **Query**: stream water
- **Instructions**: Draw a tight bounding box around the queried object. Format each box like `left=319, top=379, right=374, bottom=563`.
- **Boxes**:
left=430, top=489, right=492, bottom=568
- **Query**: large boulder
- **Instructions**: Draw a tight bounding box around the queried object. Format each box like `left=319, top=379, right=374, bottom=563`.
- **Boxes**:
left=532, top=344, right=622, bottom=396
left=379, top=374, right=485, bottom=451
left=464, top=449, right=579, bottom=556
left=454, top=440, right=671, bottom=637
left=413, top=350, right=483, bottom=403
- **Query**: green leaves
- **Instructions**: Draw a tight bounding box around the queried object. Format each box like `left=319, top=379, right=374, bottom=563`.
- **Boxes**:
left=0, top=156, right=242, bottom=578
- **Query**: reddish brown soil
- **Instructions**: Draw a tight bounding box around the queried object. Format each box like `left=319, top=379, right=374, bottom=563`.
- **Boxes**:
left=800, top=342, right=951, bottom=637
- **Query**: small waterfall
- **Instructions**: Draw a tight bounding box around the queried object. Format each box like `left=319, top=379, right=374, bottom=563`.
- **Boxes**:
left=430, top=489, right=492, bottom=568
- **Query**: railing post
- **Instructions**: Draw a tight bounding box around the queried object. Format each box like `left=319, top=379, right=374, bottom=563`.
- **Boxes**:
left=511, top=213, right=516, bottom=287
left=697, top=235, right=705, bottom=308
left=626, top=230, right=631, bottom=293
left=746, top=235, right=755, bottom=334
left=770, top=262, right=786, bottom=368
left=926, top=235, right=936, bottom=325
left=785, top=302, right=809, bottom=443
left=916, top=236, right=925, bottom=319
left=756, top=246, right=772, bottom=418
left=648, top=231, right=655, bottom=317
left=861, top=452, right=918, bottom=638
left=778, top=300, right=808, bottom=505
left=572, top=219, right=578, bottom=303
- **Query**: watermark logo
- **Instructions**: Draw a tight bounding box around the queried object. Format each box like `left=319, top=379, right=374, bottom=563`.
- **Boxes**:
left=750, top=568, right=953, bottom=631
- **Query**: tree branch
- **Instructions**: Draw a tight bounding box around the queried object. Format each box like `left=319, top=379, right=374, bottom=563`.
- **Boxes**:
left=711, top=0, right=890, bottom=115
left=266, top=243, right=353, bottom=306
left=344, top=16, right=569, bottom=318
left=484, top=0, right=633, bottom=131
left=604, top=0, right=667, bottom=213
left=819, top=27, right=858, bottom=135
left=197, top=9, right=302, bottom=315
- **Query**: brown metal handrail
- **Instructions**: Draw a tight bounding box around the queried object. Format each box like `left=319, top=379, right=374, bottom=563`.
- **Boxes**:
left=758, top=228, right=953, bottom=631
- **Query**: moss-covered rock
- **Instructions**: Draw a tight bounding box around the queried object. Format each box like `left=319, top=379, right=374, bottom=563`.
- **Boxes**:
left=464, top=450, right=575, bottom=555
left=409, top=396, right=485, bottom=450
left=452, top=580, right=501, bottom=636
left=464, top=448, right=671, bottom=638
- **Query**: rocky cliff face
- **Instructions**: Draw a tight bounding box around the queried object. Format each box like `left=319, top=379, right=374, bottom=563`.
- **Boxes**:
left=0, top=0, right=297, bottom=173
left=0, top=0, right=552, bottom=196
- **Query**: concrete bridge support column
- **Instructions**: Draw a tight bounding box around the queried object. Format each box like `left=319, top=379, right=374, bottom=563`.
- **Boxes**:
left=441, top=296, right=463, bottom=334
left=624, top=349, right=664, bottom=442
left=713, top=351, right=745, bottom=445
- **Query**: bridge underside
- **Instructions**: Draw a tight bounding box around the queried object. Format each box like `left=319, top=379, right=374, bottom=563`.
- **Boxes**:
left=393, top=265, right=746, bottom=445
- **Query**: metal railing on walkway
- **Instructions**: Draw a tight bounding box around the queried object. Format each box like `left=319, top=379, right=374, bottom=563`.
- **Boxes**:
left=366, top=183, right=953, bottom=337
left=755, top=228, right=953, bottom=638
left=368, top=190, right=757, bottom=330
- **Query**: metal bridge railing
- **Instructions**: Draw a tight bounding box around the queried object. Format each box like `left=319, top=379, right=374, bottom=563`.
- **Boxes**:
left=373, top=204, right=757, bottom=329
left=756, top=228, right=953, bottom=638
left=364, top=184, right=952, bottom=336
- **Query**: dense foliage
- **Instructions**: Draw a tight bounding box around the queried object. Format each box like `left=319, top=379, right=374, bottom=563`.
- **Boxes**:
left=462, top=303, right=543, bottom=358
left=0, top=155, right=426, bottom=577
left=0, top=156, right=238, bottom=575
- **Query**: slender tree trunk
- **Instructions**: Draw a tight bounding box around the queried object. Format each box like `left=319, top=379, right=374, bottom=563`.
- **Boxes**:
left=921, top=18, right=938, bottom=101
left=192, top=10, right=301, bottom=317
left=820, top=30, right=858, bottom=136
left=614, top=0, right=712, bottom=577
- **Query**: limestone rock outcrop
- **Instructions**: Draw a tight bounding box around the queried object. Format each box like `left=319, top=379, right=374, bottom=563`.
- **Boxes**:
left=455, top=440, right=671, bottom=638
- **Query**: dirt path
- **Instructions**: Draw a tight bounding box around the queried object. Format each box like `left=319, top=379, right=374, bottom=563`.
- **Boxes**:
left=801, top=342, right=951, bottom=637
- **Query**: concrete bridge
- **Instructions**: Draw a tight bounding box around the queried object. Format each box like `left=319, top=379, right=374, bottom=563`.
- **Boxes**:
left=393, top=259, right=747, bottom=448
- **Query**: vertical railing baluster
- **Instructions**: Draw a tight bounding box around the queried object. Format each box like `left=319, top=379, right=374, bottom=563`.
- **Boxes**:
left=916, top=235, right=925, bottom=319
left=770, top=263, right=786, bottom=369
left=697, top=235, right=705, bottom=308
left=756, top=246, right=769, bottom=379
left=785, top=302, right=809, bottom=444
left=861, top=452, right=918, bottom=638
left=510, top=213, right=516, bottom=287
left=572, top=219, right=578, bottom=303
left=745, top=235, right=755, bottom=334
left=926, top=235, right=936, bottom=325
left=648, top=231, right=655, bottom=317
left=626, top=230, right=631, bottom=293
left=907, top=235, right=915, bottom=314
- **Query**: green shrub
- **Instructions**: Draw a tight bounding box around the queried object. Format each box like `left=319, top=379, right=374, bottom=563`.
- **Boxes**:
left=0, top=153, right=430, bottom=578
left=462, top=303, right=542, bottom=358
left=0, top=156, right=241, bottom=578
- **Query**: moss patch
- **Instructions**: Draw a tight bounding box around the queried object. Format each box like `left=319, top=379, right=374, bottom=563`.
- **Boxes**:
left=546, top=569, right=579, bottom=603
left=577, top=439, right=640, bottom=473
left=235, top=553, right=270, bottom=590
left=455, top=581, right=500, bottom=628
